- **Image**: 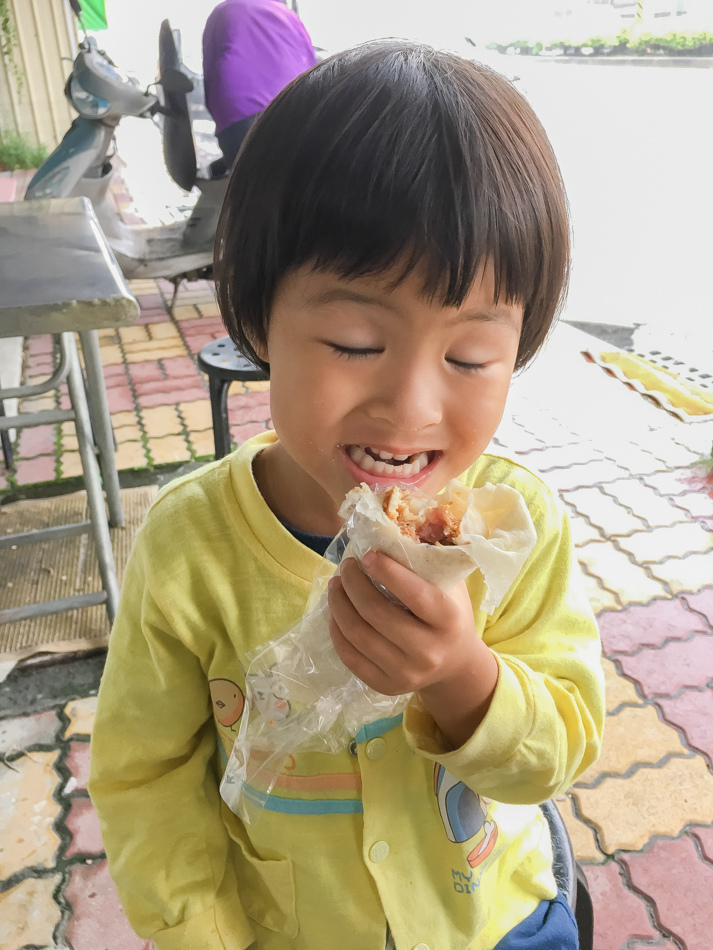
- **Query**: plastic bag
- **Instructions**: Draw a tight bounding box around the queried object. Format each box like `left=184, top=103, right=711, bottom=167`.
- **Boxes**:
left=220, top=479, right=536, bottom=823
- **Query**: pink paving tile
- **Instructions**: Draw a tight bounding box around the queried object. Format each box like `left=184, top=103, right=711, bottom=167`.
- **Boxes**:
left=582, top=862, right=659, bottom=949
left=65, top=739, right=91, bottom=792
left=228, top=390, right=270, bottom=411
left=180, top=316, right=224, bottom=335
left=103, top=363, right=129, bottom=383
left=133, top=377, right=199, bottom=398
left=17, top=424, right=56, bottom=459
left=628, top=943, right=678, bottom=950
left=229, top=405, right=272, bottom=426
left=107, top=387, right=136, bottom=414
left=64, top=797, right=105, bottom=857
left=621, top=835, right=713, bottom=950
left=161, top=356, right=201, bottom=379
left=185, top=333, right=224, bottom=354
left=137, top=387, right=207, bottom=409
left=135, top=310, right=171, bottom=325
left=231, top=421, right=268, bottom=445
left=690, top=825, right=713, bottom=865
left=616, top=634, right=713, bottom=698
left=656, top=689, right=713, bottom=761
left=128, top=362, right=164, bottom=384
left=681, top=587, right=713, bottom=627
left=0, top=471, right=8, bottom=489
left=598, top=598, right=708, bottom=655
left=14, top=455, right=57, bottom=484
left=65, top=859, right=152, bottom=950
left=135, top=294, right=165, bottom=310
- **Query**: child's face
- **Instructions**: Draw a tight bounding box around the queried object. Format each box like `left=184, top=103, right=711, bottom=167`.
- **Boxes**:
left=253, top=261, right=523, bottom=535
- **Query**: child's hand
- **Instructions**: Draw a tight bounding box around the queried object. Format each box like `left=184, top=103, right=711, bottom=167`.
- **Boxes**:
left=327, top=552, right=499, bottom=749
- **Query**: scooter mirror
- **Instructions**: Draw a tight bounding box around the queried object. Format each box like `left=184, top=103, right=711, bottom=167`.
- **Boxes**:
left=160, top=67, right=194, bottom=95
left=68, top=0, right=82, bottom=17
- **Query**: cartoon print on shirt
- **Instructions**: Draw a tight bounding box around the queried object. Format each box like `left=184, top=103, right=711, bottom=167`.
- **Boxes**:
left=434, top=763, right=498, bottom=870
left=209, top=679, right=245, bottom=729
left=249, top=666, right=291, bottom=723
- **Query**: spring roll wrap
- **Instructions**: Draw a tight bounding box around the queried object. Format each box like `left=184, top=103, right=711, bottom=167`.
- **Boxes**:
left=221, top=478, right=536, bottom=820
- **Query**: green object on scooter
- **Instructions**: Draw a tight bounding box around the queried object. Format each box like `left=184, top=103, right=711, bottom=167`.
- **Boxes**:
left=78, top=0, right=107, bottom=31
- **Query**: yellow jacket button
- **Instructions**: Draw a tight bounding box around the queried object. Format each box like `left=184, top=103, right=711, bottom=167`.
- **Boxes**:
left=365, top=737, right=386, bottom=761
left=369, top=840, right=389, bottom=863
left=413, top=945, right=430, bottom=950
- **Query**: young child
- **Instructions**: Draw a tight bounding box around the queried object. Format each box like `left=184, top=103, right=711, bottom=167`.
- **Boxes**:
left=89, top=40, right=604, bottom=950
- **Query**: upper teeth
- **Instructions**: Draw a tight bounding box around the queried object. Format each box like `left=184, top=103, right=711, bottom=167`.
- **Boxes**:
left=348, top=445, right=430, bottom=477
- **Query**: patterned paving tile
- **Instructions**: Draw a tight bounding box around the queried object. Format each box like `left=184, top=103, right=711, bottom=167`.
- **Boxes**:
left=643, top=468, right=706, bottom=497
left=582, top=862, right=660, bottom=949
left=65, top=859, right=152, bottom=950
left=568, top=515, right=604, bottom=546
left=64, top=697, right=98, bottom=737
left=601, top=656, right=643, bottom=711
left=560, top=487, right=647, bottom=536
left=598, top=597, right=706, bottom=655
left=648, top=550, right=713, bottom=594
left=617, top=634, right=713, bottom=698
left=600, top=479, right=689, bottom=528
left=0, top=873, right=63, bottom=950
left=64, top=796, right=104, bottom=858
left=553, top=795, right=603, bottom=863
left=674, top=491, right=713, bottom=520
left=690, top=824, right=713, bottom=864
left=576, top=704, right=686, bottom=786
left=572, top=754, right=713, bottom=853
left=65, top=740, right=91, bottom=793
left=577, top=542, right=667, bottom=604
left=656, top=689, right=713, bottom=762
left=616, top=521, right=712, bottom=563
left=0, top=750, right=62, bottom=876
left=682, top=587, right=713, bottom=625
left=621, top=835, right=713, bottom=950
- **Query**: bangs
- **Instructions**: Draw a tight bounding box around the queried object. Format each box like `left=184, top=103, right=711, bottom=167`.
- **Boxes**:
left=215, top=41, right=569, bottom=371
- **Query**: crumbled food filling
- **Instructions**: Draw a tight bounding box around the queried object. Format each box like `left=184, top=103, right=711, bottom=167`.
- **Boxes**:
left=382, top=486, right=461, bottom=545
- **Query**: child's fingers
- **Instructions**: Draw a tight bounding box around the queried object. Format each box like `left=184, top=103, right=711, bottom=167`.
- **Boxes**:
left=359, top=551, right=452, bottom=627
left=337, top=558, right=425, bottom=645
left=328, top=575, right=408, bottom=668
left=328, top=614, right=391, bottom=693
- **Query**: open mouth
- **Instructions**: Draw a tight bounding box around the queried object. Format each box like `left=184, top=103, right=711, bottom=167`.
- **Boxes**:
left=345, top=445, right=437, bottom=478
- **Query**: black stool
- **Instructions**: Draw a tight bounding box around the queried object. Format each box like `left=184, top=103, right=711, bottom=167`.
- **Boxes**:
left=197, top=337, right=268, bottom=459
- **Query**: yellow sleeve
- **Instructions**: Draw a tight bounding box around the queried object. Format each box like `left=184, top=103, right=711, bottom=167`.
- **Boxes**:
left=88, top=530, right=255, bottom=950
left=403, top=483, right=605, bottom=804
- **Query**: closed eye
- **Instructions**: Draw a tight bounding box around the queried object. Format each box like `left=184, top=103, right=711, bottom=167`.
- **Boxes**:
left=328, top=343, right=383, bottom=360
left=448, top=358, right=486, bottom=373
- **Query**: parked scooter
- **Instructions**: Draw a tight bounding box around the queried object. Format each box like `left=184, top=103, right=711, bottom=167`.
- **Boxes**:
left=26, top=2, right=226, bottom=293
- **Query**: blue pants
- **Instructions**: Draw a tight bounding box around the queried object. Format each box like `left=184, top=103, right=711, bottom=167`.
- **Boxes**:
left=493, top=892, right=578, bottom=949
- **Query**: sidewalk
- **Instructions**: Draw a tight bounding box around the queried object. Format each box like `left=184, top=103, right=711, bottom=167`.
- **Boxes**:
left=1, top=287, right=712, bottom=949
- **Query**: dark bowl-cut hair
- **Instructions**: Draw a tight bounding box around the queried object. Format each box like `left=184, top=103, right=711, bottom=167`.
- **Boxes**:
left=214, top=40, right=570, bottom=374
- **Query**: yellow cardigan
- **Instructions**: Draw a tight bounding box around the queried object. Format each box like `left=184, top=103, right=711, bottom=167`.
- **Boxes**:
left=89, top=431, right=604, bottom=950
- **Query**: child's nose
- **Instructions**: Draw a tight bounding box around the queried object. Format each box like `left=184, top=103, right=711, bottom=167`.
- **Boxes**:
left=369, top=359, right=443, bottom=431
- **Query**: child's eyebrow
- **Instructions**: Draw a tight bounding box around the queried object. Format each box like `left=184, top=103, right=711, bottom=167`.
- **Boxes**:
left=307, top=287, right=520, bottom=331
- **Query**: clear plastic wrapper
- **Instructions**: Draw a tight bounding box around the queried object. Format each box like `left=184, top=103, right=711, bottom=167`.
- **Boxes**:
left=221, top=479, right=536, bottom=823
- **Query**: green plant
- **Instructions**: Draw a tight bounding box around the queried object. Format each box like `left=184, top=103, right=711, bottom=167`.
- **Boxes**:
left=0, top=0, right=23, bottom=94
left=0, top=131, right=48, bottom=170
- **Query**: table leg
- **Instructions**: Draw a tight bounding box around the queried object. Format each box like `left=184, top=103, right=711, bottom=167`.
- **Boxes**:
left=63, top=333, right=120, bottom=623
left=78, top=329, right=124, bottom=528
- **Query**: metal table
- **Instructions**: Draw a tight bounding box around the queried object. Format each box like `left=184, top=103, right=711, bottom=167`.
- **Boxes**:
left=0, top=197, right=139, bottom=625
